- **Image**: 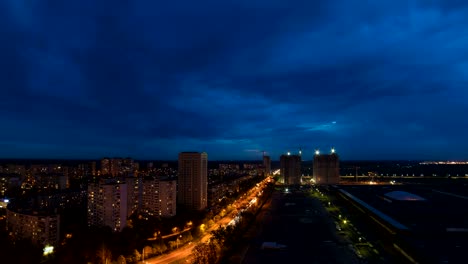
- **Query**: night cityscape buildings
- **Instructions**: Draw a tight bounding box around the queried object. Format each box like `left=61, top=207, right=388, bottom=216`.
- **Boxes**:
left=87, top=179, right=128, bottom=232
left=3, top=1, right=468, bottom=263
left=177, top=152, right=208, bottom=211
left=263, top=155, right=271, bottom=176
left=280, top=152, right=302, bottom=185
left=6, top=208, right=60, bottom=247
left=141, top=176, right=177, bottom=217
left=1, top=156, right=468, bottom=263
left=313, top=148, right=340, bottom=184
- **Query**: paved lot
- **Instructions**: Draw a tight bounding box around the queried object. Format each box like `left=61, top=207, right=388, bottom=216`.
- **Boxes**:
left=242, top=186, right=360, bottom=264
left=336, top=183, right=468, bottom=263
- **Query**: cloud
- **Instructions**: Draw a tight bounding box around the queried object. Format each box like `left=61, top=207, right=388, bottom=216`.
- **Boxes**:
left=1, top=0, right=468, bottom=160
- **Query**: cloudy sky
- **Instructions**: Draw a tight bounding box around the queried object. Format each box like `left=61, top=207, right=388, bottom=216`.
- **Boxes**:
left=1, top=0, right=468, bottom=161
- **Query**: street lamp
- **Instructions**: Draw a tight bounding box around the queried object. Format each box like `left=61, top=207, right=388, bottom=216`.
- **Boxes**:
left=177, top=235, right=182, bottom=249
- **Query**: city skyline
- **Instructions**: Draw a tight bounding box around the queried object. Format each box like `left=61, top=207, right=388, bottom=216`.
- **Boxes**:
left=2, top=1, right=468, bottom=161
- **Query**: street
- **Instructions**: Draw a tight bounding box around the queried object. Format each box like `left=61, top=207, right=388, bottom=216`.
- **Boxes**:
left=143, top=177, right=271, bottom=264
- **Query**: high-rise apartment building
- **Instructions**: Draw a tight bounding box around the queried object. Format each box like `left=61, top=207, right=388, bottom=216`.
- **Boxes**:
left=177, top=152, right=208, bottom=211
left=263, top=155, right=271, bottom=176
left=6, top=208, right=60, bottom=247
left=110, top=158, right=122, bottom=177
left=280, top=153, right=302, bottom=185
left=159, top=178, right=177, bottom=217
left=100, top=158, right=135, bottom=177
left=141, top=176, right=159, bottom=216
left=126, top=175, right=142, bottom=218
left=87, top=179, right=128, bottom=232
left=140, top=176, right=176, bottom=217
left=91, top=161, right=97, bottom=176
left=313, top=149, right=340, bottom=184
left=100, top=158, right=110, bottom=175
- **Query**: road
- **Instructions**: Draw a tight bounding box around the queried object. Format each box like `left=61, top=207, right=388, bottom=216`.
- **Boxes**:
left=144, top=243, right=195, bottom=264
left=143, top=177, right=272, bottom=264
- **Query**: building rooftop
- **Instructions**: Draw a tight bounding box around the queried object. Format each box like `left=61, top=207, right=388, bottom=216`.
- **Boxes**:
left=384, top=191, right=426, bottom=201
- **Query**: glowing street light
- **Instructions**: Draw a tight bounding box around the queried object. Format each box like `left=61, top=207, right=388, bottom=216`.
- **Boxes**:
left=315, top=150, right=320, bottom=155
left=43, top=245, right=54, bottom=256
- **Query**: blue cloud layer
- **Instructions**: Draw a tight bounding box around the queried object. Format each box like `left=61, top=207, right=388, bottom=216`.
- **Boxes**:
left=1, top=0, right=468, bottom=160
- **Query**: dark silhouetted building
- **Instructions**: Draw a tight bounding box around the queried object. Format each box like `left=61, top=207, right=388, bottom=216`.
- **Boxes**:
left=280, top=153, right=301, bottom=185
left=263, top=155, right=271, bottom=175
left=313, top=149, right=340, bottom=184
left=177, top=152, right=208, bottom=211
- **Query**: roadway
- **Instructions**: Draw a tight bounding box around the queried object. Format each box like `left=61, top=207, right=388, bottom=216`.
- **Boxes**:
left=143, top=177, right=272, bottom=264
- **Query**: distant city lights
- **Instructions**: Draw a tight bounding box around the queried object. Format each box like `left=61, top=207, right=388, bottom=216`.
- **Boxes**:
left=420, top=161, right=468, bottom=165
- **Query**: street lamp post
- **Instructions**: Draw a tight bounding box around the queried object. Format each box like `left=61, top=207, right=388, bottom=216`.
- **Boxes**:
left=176, top=234, right=182, bottom=249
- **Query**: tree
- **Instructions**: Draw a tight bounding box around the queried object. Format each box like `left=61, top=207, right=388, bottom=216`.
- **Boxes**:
left=116, top=255, right=126, bottom=264
left=192, top=242, right=218, bottom=264
left=143, top=245, right=152, bottom=259
left=207, top=219, right=215, bottom=228
left=133, top=249, right=141, bottom=263
left=96, top=244, right=112, bottom=264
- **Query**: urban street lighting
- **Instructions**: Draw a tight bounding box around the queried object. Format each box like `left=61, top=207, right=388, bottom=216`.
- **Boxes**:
left=177, top=235, right=182, bottom=249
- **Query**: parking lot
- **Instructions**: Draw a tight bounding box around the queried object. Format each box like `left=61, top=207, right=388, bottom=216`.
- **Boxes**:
left=242, top=186, right=360, bottom=264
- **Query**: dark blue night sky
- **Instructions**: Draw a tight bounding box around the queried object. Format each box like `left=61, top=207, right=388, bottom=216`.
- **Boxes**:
left=1, top=1, right=468, bottom=161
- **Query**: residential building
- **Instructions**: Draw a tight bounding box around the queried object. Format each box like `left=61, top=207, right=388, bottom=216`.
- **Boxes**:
left=87, top=179, right=128, bottom=232
left=141, top=176, right=159, bottom=216
left=280, top=153, right=302, bottom=185
left=6, top=208, right=60, bottom=247
left=263, top=155, right=271, bottom=176
left=126, top=175, right=142, bottom=218
left=177, top=152, right=208, bottom=211
left=313, top=149, right=340, bottom=184
left=159, top=178, right=177, bottom=217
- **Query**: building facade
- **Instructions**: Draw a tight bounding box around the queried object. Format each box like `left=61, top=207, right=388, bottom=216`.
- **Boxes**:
left=159, top=178, right=177, bottom=217
left=280, top=154, right=302, bottom=185
left=87, top=180, right=128, bottom=232
left=6, top=208, right=60, bottom=247
left=126, top=175, right=142, bottom=218
left=141, top=176, right=159, bottom=216
left=313, top=150, right=340, bottom=184
left=263, top=155, right=271, bottom=176
left=177, top=152, right=208, bottom=211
